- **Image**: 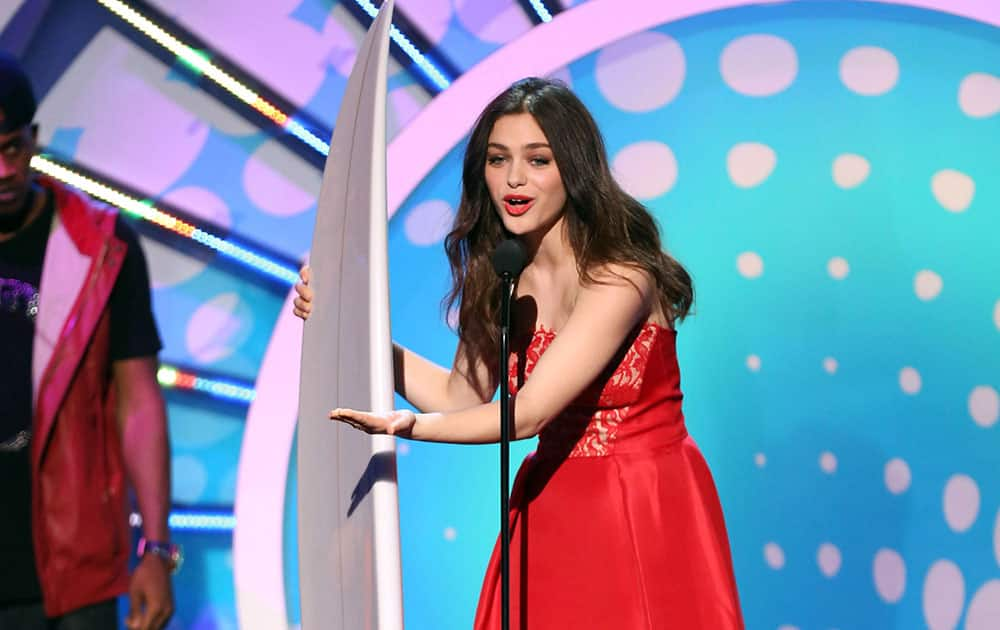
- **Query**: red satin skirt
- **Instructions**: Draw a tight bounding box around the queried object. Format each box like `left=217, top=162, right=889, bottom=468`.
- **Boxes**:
left=473, top=436, right=744, bottom=629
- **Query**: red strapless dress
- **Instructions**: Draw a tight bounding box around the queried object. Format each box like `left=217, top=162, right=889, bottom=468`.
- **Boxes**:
left=474, top=322, right=744, bottom=629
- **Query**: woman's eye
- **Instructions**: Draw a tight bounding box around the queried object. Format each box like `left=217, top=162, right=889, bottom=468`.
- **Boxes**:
left=487, top=155, right=506, bottom=165
left=530, top=157, right=551, bottom=166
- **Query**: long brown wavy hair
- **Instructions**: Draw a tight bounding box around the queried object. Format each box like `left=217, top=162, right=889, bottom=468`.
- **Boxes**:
left=444, top=78, right=693, bottom=397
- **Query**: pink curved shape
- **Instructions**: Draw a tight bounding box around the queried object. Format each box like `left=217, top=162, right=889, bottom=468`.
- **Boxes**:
left=237, top=2, right=1000, bottom=628
left=234, top=290, right=301, bottom=629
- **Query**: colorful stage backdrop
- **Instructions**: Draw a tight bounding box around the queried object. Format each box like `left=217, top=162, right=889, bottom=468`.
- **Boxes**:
left=3, top=1, right=998, bottom=628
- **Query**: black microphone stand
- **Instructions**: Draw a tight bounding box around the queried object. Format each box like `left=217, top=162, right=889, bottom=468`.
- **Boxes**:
left=498, top=271, right=515, bottom=630
left=492, top=237, right=526, bottom=630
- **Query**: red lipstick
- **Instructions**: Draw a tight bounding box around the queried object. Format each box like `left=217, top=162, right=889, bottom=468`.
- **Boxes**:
left=503, top=195, right=534, bottom=216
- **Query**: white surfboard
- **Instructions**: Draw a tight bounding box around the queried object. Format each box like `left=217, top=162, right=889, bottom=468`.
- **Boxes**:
left=296, top=1, right=402, bottom=628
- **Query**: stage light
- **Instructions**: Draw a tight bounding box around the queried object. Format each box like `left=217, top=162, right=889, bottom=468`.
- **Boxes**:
left=351, top=0, right=452, bottom=90
left=97, top=0, right=326, bottom=152
left=98, top=0, right=454, bottom=147
left=527, top=0, right=554, bottom=23
left=169, top=511, right=237, bottom=531
left=157, top=363, right=257, bottom=404
left=285, top=117, right=331, bottom=155
left=131, top=510, right=236, bottom=532
left=31, top=155, right=300, bottom=285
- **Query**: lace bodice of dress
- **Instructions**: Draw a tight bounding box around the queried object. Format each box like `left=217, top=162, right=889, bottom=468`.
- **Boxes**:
left=508, top=321, right=684, bottom=458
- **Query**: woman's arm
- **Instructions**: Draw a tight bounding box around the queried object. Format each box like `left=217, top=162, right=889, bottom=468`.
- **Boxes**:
left=294, top=265, right=492, bottom=413
left=332, top=265, right=655, bottom=443
left=393, top=341, right=494, bottom=412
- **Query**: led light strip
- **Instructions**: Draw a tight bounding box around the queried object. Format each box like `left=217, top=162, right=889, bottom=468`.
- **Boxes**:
left=158, top=364, right=257, bottom=404
left=131, top=510, right=236, bottom=532
left=527, top=0, right=554, bottom=23
left=352, top=0, right=452, bottom=90
left=31, top=155, right=300, bottom=285
left=96, top=0, right=331, bottom=154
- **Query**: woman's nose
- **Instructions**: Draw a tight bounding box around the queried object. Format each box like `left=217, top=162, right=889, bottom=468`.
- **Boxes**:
left=506, top=161, right=526, bottom=188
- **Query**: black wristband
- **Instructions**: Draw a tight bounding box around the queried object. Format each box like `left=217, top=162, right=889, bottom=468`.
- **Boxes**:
left=137, top=537, right=183, bottom=574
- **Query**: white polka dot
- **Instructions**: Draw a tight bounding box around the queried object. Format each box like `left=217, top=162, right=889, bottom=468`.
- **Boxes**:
left=965, top=580, right=1000, bottom=630
left=172, top=455, right=208, bottom=503
left=931, top=169, right=976, bottom=213
left=737, top=252, right=764, bottom=279
left=969, top=386, right=1000, bottom=428
left=885, top=458, right=912, bottom=495
left=727, top=142, right=777, bottom=188
left=777, top=626, right=800, bottom=630
left=823, top=357, right=839, bottom=374
left=817, top=543, right=842, bottom=577
left=827, top=257, right=850, bottom=280
left=840, top=46, right=899, bottom=95
left=746, top=354, right=762, bottom=372
left=454, top=0, right=532, bottom=44
left=820, top=451, right=838, bottom=474
left=186, top=292, right=249, bottom=364
left=873, top=548, right=906, bottom=603
left=832, top=154, right=870, bottom=189
left=914, top=270, right=943, bottom=301
left=443, top=526, right=457, bottom=541
left=764, top=542, right=785, bottom=569
left=994, top=300, right=1000, bottom=332
left=922, top=559, right=965, bottom=630
left=958, top=72, right=1000, bottom=118
left=720, top=34, right=797, bottom=96
left=943, top=474, right=980, bottom=533
left=396, top=441, right=410, bottom=456
left=243, top=140, right=321, bottom=217
left=754, top=452, right=767, bottom=468
left=612, top=141, right=677, bottom=200
left=404, top=199, right=455, bottom=246
left=595, top=31, right=685, bottom=112
left=899, top=367, right=922, bottom=395
left=446, top=307, right=460, bottom=330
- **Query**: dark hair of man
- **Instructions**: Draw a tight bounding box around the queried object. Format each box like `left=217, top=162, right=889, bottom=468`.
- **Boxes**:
left=443, top=77, right=694, bottom=397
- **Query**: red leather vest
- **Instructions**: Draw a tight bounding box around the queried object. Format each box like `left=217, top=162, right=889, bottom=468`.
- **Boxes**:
left=30, top=177, right=130, bottom=617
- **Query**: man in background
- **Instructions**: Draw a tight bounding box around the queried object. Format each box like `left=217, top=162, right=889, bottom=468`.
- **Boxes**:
left=0, top=50, right=175, bottom=630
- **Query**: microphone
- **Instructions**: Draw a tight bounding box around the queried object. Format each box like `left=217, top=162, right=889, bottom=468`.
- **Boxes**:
left=491, top=237, right=526, bottom=630
left=492, top=238, right=528, bottom=279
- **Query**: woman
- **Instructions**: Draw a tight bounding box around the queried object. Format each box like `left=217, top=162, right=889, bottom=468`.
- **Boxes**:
left=294, top=77, right=743, bottom=629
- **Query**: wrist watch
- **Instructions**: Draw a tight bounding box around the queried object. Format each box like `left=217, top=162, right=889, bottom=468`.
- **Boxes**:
left=137, top=537, right=183, bottom=574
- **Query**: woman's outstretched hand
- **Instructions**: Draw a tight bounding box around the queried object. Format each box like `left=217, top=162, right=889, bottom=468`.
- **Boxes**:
left=330, top=408, right=416, bottom=438
left=293, top=265, right=313, bottom=320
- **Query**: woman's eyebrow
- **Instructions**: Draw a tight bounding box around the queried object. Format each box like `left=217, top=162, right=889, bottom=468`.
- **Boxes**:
left=486, top=142, right=551, bottom=150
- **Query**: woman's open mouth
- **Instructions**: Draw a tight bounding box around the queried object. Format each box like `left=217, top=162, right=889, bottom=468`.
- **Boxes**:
left=503, top=195, right=535, bottom=216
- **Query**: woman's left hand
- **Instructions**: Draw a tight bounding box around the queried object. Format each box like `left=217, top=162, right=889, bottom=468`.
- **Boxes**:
left=330, top=408, right=416, bottom=437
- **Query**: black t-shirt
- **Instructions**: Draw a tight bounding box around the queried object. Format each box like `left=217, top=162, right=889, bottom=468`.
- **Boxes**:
left=0, top=187, right=162, bottom=604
